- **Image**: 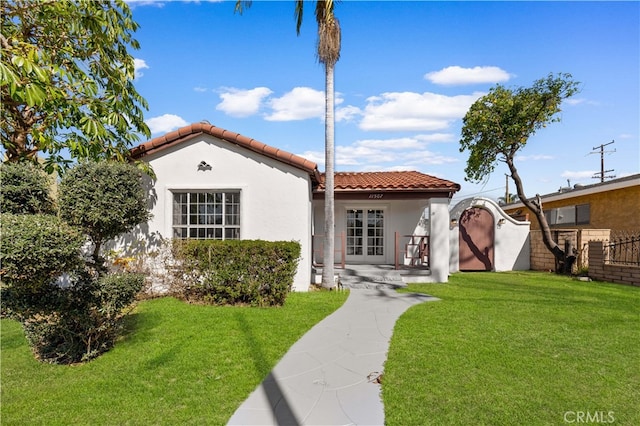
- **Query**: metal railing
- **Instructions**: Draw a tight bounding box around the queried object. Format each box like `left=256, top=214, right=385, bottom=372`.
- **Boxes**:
left=312, top=232, right=346, bottom=269
left=395, top=233, right=430, bottom=270
left=606, top=234, right=640, bottom=266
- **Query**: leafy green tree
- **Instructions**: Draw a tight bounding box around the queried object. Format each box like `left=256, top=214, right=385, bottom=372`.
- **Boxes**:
left=0, top=0, right=150, bottom=172
left=235, top=0, right=341, bottom=288
left=59, top=161, right=150, bottom=267
left=460, top=73, right=580, bottom=268
left=0, top=162, right=55, bottom=214
left=498, top=193, right=519, bottom=206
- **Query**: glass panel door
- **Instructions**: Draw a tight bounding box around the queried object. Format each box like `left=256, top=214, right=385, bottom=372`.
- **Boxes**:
left=367, top=209, right=384, bottom=256
left=346, top=208, right=384, bottom=261
left=346, top=209, right=363, bottom=256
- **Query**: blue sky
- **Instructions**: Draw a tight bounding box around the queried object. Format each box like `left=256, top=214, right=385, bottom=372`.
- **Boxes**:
left=127, top=0, right=639, bottom=203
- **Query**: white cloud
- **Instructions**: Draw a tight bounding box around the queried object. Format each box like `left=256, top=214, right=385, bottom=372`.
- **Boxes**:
left=125, top=0, right=165, bottom=8
left=133, top=58, right=149, bottom=79
left=565, top=97, right=600, bottom=106
left=403, top=150, right=460, bottom=166
left=126, top=0, right=222, bottom=7
left=297, top=135, right=458, bottom=168
left=146, top=114, right=189, bottom=134
left=359, top=91, right=484, bottom=132
left=193, top=86, right=208, bottom=93
left=561, top=170, right=598, bottom=180
left=265, top=87, right=327, bottom=121
left=216, top=87, right=273, bottom=118
left=425, top=66, right=511, bottom=86
left=415, top=133, right=456, bottom=143
left=352, top=137, right=425, bottom=150
left=297, top=150, right=325, bottom=165
left=335, top=105, right=362, bottom=122
left=516, top=154, right=555, bottom=161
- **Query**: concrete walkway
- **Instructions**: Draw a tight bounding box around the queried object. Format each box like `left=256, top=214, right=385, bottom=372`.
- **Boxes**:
left=228, top=289, right=438, bottom=426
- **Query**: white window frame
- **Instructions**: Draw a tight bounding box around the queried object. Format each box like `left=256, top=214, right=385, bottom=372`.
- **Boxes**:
left=168, top=188, right=242, bottom=240
left=344, top=206, right=387, bottom=261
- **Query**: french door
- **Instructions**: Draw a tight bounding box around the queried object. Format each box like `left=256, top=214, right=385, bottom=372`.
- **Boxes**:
left=346, top=208, right=385, bottom=262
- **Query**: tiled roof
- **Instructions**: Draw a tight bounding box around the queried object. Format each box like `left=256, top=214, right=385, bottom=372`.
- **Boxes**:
left=130, top=125, right=460, bottom=194
left=316, top=171, right=460, bottom=192
left=130, top=122, right=319, bottom=176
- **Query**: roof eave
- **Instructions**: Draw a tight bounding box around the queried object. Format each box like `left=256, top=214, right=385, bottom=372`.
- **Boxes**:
left=130, top=123, right=319, bottom=177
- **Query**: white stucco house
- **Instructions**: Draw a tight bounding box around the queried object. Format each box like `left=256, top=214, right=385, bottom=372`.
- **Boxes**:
left=128, top=123, right=461, bottom=291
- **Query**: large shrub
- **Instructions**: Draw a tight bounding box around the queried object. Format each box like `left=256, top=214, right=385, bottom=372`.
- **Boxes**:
left=173, top=240, right=300, bottom=307
left=1, top=161, right=149, bottom=364
left=59, top=161, right=150, bottom=264
left=0, top=162, right=56, bottom=214
left=0, top=214, right=84, bottom=290
left=1, top=213, right=144, bottom=362
left=21, top=272, right=144, bottom=364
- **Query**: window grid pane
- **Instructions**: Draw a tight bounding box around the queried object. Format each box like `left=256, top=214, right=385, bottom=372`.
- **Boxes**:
left=367, top=209, right=384, bottom=256
left=173, top=191, right=240, bottom=240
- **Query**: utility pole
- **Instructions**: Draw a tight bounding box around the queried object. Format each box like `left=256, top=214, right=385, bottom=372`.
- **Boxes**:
left=505, top=174, right=510, bottom=203
left=590, top=140, right=616, bottom=183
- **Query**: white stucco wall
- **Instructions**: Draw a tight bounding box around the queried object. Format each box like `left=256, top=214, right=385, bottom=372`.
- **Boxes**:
left=127, top=135, right=314, bottom=291
left=449, top=197, right=530, bottom=273
left=312, top=197, right=456, bottom=282
left=428, top=198, right=451, bottom=282
left=312, top=199, right=429, bottom=265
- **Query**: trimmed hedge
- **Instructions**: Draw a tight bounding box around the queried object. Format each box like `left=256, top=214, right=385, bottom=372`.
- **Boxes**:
left=59, top=161, right=150, bottom=265
left=0, top=162, right=56, bottom=215
left=173, top=240, right=300, bottom=307
left=0, top=213, right=84, bottom=290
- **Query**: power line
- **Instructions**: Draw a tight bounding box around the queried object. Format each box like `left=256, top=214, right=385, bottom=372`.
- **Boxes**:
left=451, top=186, right=504, bottom=203
left=589, top=140, right=616, bottom=183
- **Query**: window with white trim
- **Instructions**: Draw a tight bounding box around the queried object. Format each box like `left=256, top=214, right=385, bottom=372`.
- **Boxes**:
left=172, top=191, right=240, bottom=239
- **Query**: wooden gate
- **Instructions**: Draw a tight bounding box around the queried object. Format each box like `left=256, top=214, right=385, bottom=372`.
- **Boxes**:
left=459, top=207, right=494, bottom=271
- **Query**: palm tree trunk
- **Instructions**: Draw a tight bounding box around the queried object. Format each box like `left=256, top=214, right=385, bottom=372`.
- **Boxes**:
left=321, top=62, right=336, bottom=289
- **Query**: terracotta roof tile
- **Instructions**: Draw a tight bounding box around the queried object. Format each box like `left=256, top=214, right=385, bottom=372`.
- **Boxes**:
left=130, top=123, right=319, bottom=177
left=316, top=171, right=460, bottom=192
left=131, top=125, right=460, bottom=194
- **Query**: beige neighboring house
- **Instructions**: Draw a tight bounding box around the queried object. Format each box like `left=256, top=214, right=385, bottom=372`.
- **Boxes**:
left=502, top=173, right=640, bottom=271
left=503, top=173, right=640, bottom=233
left=126, top=123, right=461, bottom=291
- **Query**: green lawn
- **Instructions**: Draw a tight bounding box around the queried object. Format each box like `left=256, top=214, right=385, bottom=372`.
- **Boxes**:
left=3, top=273, right=638, bottom=425
left=0, top=291, right=348, bottom=426
left=383, top=272, right=640, bottom=426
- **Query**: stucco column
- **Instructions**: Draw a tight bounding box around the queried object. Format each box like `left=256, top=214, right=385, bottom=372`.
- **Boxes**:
left=429, top=197, right=450, bottom=282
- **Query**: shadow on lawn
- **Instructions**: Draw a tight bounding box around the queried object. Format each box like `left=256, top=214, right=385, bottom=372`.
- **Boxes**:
left=234, top=311, right=300, bottom=425
left=118, top=307, right=165, bottom=346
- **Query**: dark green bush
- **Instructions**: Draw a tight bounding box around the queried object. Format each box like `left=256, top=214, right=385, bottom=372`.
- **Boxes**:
left=1, top=161, right=148, bottom=364
left=20, top=273, right=144, bottom=364
left=0, top=162, right=56, bottom=214
left=58, top=161, right=150, bottom=264
left=173, top=240, right=300, bottom=307
left=0, top=213, right=84, bottom=290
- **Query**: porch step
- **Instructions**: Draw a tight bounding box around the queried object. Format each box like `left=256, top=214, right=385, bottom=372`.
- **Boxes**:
left=313, top=265, right=431, bottom=290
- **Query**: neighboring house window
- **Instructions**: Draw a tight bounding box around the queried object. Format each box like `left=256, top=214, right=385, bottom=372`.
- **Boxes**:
left=172, top=191, right=240, bottom=239
left=575, top=204, right=590, bottom=225
left=555, top=206, right=576, bottom=225
left=543, top=203, right=590, bottom=226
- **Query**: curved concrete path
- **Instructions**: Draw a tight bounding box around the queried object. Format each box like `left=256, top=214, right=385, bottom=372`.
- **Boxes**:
left=228, top=289, right=438, bottom=426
